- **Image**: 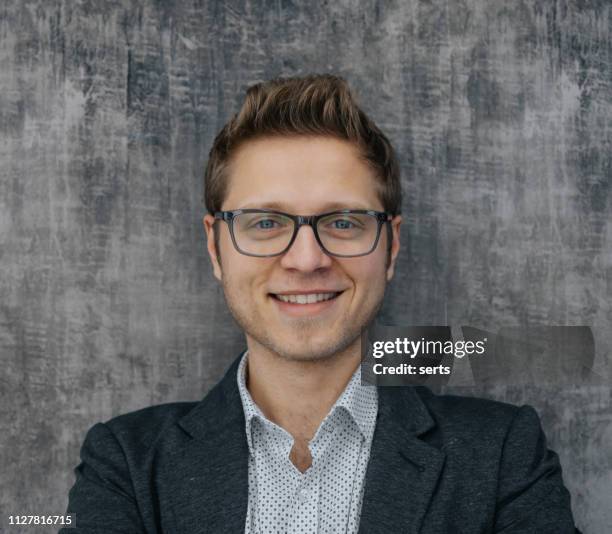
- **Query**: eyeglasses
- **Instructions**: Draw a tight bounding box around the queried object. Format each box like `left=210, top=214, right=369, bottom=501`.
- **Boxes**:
left=214, top=209, right=392, bottom=258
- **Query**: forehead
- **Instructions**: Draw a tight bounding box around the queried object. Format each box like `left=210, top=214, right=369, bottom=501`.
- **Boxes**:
left=222, top=136, right=383, bottom=212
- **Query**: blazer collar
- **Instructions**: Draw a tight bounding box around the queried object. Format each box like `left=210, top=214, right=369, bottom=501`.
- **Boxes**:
left=177, top=351, right=246, bottom=441
left=170, top=353, right=444, bottom=533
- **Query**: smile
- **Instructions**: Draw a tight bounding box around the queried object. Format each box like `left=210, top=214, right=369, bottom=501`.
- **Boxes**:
left=272, top=292, right=341, bottom=304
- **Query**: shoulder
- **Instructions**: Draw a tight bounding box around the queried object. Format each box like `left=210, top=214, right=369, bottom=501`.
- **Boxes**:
left=105, top=401, right=198, bottom=434
left=81, top=401, right=199, bottom=459
left=415, top=386, right=520, bottom=422
left=411, top=386, right=544, bottom=446
left=398, top=387, right=560, bottom=492
left=78, top=355, right=244, bottom=461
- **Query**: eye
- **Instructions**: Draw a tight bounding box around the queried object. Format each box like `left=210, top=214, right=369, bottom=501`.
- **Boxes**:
left=254, top=219, right=279, bottom=230
left=324, top=216, right=365, bottom=230
left=245, top=215, right=290, bottom=231
left=332, top=219, right=355, bottom=229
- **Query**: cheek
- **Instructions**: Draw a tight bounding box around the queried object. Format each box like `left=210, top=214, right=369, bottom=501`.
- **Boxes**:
left=221, top=256, right=253, bottom=292
left=348, top=256, right=388, bottom=295
left=223, top=258, right=274, bottom=299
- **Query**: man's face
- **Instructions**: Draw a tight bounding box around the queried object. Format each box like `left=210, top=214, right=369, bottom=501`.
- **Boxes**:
left=203, top=136, right=401, bottom=362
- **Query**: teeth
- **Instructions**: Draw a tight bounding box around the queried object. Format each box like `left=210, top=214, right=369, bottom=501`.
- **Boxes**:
left=275, top=292, right=338, bottom=304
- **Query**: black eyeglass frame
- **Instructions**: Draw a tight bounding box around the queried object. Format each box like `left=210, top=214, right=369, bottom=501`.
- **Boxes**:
left=214, top=208, right=393, bottom=258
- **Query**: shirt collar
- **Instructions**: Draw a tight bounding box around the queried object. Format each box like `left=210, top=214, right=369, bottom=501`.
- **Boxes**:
left=236, top=350, right=378, bottom=454
left=331, top=360, right=378, bottom=442
left=236, top=351, right=263, bottom=455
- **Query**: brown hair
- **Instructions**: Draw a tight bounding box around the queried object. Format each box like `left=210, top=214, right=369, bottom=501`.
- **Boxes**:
left=203, top=74, right=402, bottom=216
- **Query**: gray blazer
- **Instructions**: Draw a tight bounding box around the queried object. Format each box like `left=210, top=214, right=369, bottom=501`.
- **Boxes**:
left=62, top=353, right=578, bottom=533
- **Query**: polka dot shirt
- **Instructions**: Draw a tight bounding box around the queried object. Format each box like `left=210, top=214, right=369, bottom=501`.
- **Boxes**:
left=237, top=352, right=379, bottom=534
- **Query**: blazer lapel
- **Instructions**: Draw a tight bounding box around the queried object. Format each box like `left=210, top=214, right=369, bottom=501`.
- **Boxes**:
left=166, top=354, right=249, bottom=533
left=358, top=386, right=445, bottom=534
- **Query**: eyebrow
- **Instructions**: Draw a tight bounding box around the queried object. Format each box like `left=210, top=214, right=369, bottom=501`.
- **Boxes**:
left=238, top=201, right=373, bottom=211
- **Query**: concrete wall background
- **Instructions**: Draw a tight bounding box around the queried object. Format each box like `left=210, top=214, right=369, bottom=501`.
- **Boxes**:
left=1, top=1, right=610, bottom=532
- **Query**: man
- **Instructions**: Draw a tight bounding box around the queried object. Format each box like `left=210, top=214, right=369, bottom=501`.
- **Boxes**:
left=63, top=74, right=578, bottom=533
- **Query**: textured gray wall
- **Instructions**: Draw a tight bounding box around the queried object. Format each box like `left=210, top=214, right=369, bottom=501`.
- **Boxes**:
left=1, top=0, right=611, bottom=532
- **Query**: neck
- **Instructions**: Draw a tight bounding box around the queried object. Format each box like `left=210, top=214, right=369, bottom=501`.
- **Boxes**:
left=245, top=339, right=361, bottom=441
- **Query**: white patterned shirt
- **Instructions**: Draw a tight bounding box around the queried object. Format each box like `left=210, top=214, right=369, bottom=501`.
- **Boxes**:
left=237, top=351, right=378, bottom=534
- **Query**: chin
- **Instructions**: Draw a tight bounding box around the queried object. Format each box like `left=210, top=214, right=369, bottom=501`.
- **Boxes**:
left=275, top=349, right=337, bottom=362
left=264, top=333, right=360, bottom=363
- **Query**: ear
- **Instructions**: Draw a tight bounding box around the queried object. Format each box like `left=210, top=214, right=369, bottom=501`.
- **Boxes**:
left=386, top=215, right=402, bottom=281
left=203, top=214, right=223, bottom=281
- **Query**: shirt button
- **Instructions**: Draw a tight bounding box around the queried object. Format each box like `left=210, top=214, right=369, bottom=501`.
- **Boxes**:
left=297, top=489, right=311, bottom=504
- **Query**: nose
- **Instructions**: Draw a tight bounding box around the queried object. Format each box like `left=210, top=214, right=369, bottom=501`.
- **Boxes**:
left=279, top=224, right=333, bottom=271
